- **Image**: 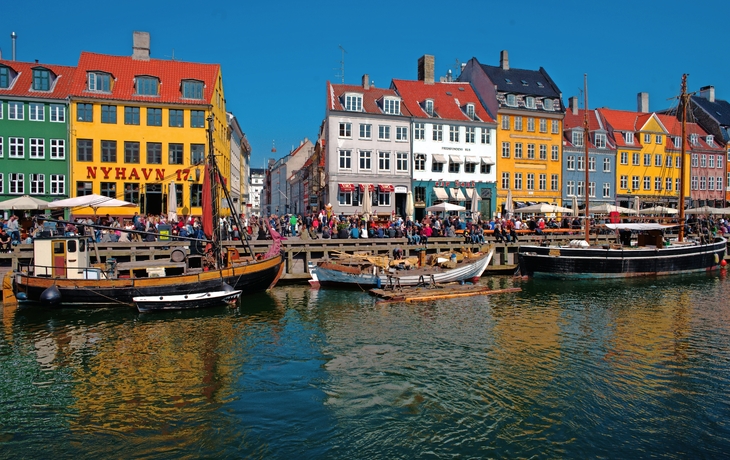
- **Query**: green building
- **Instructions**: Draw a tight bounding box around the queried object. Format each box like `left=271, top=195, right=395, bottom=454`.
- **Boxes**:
left=0, top=59, right=75, bottom=212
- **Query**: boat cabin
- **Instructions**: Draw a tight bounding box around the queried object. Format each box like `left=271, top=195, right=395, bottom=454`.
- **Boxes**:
left=32, top=236, right=101, bottom=280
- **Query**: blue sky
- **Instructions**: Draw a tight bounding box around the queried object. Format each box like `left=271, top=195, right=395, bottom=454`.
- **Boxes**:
left=4, top=0, right=728, bottom=168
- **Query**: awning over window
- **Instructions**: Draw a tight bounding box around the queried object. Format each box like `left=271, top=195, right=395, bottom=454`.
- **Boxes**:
left=481, top=157, right=495, bottom=165
left=339, top=183, right=355, bottom=192
left=378, top=184, right=395, bottom=193
left=464, top=156, right=479, bottom=163
left=433, top=187, right=448, bottom=200
left=359, top=183, right=375, bottom=192
left=465, top=188, right=478, bottom=199
left=449, top=155, right=463, bottom=163
left=450, top=188, right=467, bottom=201
left=432, top=154, right=447, bottom=163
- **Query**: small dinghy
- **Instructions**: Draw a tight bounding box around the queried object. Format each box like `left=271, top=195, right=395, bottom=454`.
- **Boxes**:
left=134, top=289, right=242, bottom=312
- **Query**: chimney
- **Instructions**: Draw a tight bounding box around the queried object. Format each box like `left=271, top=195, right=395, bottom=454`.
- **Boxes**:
left=362, top=74, right=370, bottom=90
left=132, top=31, right=151, bottom=61
left=637, top=92, right=649, bottom=113
left=500, top=50, right=509, bottom=70
left=11, top=31, right=17, bottom=61
left=700, top=85, right=715, bottom=103
left=418, top=55, right=435, bottom=85
left=569, top=96, right=579, bottom=115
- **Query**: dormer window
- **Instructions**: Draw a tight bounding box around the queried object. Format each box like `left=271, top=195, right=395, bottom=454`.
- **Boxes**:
left=383, top=97, right=400, bottom=115
left=525, top=97, right=535, bottom=109
left=543, top=99, right=554, bottom=111
left=674, top=136, right=681, bottom=147
left=572, top=130, right=584, bottom=147
left=425, top=99, right=434, bottom=116
left=625, top=132, right=634, bottom=144
left=135, top=76, right=159, bottom=96
left=88, top=72, right=111, bottom=92
left=595, top=133, right=607, bottom=148
left=505, top=94, right=516, bottom=107
left=182, top=80, right=204, bottom=99
left=344, top=93, right=362, bottom=112
left=707, top=135, right=714, bottom=146
left=690, top=133, right=698, bottom=145
left=0, top=66, right=11, bottom=89
left=32, top=68, right=52, bottom=91
left=466, top=103, right=475, bottom=120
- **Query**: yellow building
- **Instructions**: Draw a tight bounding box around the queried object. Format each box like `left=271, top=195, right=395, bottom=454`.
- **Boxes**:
left=599, top=108, right=680, bottom=207
left=459, top=51, right=565, bottom=212
left=68, top=32, right=229, bottom=219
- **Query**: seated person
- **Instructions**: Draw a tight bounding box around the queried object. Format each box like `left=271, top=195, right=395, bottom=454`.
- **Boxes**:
left=0, top=230, right=11, bottom=252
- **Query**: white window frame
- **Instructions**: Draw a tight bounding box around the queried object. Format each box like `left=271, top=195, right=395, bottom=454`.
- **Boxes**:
left=620, top=175, right=628, bottom=189
left=414, top=123, right=424, bottom=140
left=465, top=126, right=475, bottom=143
left=50, top=174, right=65, bottom=195
left=359, top=123, right=372, bottom=139
left=707, top=135, right=714, bottom=146
left=539, top=144, right=547, bottom=160
left=552, top=145, right=559, bottom=161
left=378, top=151, right=391, bottom=171
left=655, top=154, right=662, bottom=167
left=466, top=103, right=475, bottom=120
left=383, top=97, right=401, bottom=115
left=339, top=122, right=352, bottom=138
left=525, top=97, right=535, bottom=109
left=632, top=153, right=640, bottom=166
left=345, top=93, right=363, bottom=112
left=506, top=94, right=516, bottom=107
left=655, top=135, right=662, bottom=144
left=566, top=180, right=575, bottom=196
left=551, top=120, right=559, bottom=134
left=655, top=177, right=662, bottom=191
left=414, top=153, right=426, bottom=171
left=359, top=150, right=372, bottom=171
left=338, top=149, right=352, bottom=170
left=378, top=125, right=391, bottom=140
left=50, top=139, right=65, bottom=159
left=30, top=173, right=45, bottom=195
left=396, top=152, right=408, bottom=172
left=0, top=137, right=3, bottom=158
left=603, top=157, right=611, bottom=172
left=29, top=138, right=45, bottom=159
left=449, top=125, right=459, bottom=142
left=665, top=177, right=672, bottom=191
left=539, top=118, right=547, bottom=133
left=544, top=99, right=554, bottom=111
left=527, top=117, right=535, bottom=132
left=709, top=155, right=715, bottom=169
left=572, top=130, right=584, bottom=147
left=632, top=176, right=640, bottom=190
left=29, top=102, right=45, bottom=121
left=501, top=115, right=510, bottom=130
left=514, top=172, right=522, bottom=190
left=643, top=176, right=651, bottom=190
left=718, top=155, right=724, bottom=169
left=644, top=133, right=652, bottom=144
left=433, top=124, right=443, bottom=141
left=425, top=99, right=434, bottom=116
left=514, top=116, right=523, bottom=131
left=481, top=128, right=491, bottom=144
left=9, top=173, right=24, bottom=194
left=9, top=137, right=24, bottom=158
left=50, top=104, right=65, bottom=122
left=338, top=191, right=352, bottom=206
left=396, top=126, right=408, bottom=141
left=595, top=133, right=606, bottom=148
left=567, top=155, right=575, bottom=170
left=625, top=132, right=634, bottom=144
left=8, top=101, right=23, bottom=120
left=620, top=152, right=628, bottom=165
left=501, top=172, right=510, bottom=189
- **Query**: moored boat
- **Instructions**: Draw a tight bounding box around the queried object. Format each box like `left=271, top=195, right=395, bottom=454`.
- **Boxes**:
left=309, top=246, right=494, bottom=288
left=134, top=289, right=242, bottom=312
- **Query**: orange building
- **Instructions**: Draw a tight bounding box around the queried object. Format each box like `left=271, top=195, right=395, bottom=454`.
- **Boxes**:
left=67, top=32, right=229, bottom=219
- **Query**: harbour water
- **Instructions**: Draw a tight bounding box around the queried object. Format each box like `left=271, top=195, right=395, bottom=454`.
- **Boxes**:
left=1, top=274, right=730, bottom=459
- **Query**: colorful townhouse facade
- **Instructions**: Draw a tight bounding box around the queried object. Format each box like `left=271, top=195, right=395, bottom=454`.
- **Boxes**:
left=67, top=32, right=229, bottom=219
left=392, top=55, right=497, bottom=221
left=0, top=59, right=75, bottom=208
left=687, top=86, right=730, bottom=205
left=325, top=76, right=413, bottom=218
left=458, top=51, right=565, bottom=214
left=562, top=98, right=617, bottom=210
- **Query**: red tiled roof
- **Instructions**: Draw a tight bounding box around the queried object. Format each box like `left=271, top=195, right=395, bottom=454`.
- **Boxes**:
left=0, top=59, right=76, bottom=99
left=563, top=108, right=602, bottom=131
left=657, top=114, right=725, bottom=152
left=328, top=81, right=412, bottom=116
left=68, top=52, right=219, bottom=104
left=391, top=79, right=494, bottom=122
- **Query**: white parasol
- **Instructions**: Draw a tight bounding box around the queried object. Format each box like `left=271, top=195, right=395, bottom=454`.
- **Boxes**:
left=517, top=203, right=574, bottom=214
left=168, top=181, right=178, bottom=222
left=361, top=185, right=372, bottom=219
left=406, top=191, right=414, bottom=220
left=47, top=194, right=137, bottom=214
left=641, top=205, right=678, bottom=215
left=0, top=195, right=48, bottom=210
left=426, top=202, right=466, bottom=212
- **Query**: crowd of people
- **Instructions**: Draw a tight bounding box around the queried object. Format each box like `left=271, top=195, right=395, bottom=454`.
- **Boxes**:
left=1, top=210, right=729, bottom=252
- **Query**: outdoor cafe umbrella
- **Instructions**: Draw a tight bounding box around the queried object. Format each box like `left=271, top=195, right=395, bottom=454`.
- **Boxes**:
left=168, top=181, right=178, bottom=222
left=683, top=205, right=722, bottom=215
left=572, top=195, right=579, bottom=215
left=0, top=195, right=48, bottom=210
left=505, top=190, right=514, bottom=216
left=589, top=203, right=637, bottom=215
left=641, top=205, right=678, bottom=215
left=47, top=194, right=137, bottom=215
left=516, top=203, right=574, bottom=214
left=426, top=202, right=466, bottom=213
left=361, top=185, right=372, bottom=219
left=470, top=190, right=481, bottom=218
left=405, top=191, right=414, bottom=220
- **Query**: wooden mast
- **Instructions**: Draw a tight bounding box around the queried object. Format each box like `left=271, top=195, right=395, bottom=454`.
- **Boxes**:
left=583, top=74, right=590, bottom=243
left=678, top=74, right=688, bottom=243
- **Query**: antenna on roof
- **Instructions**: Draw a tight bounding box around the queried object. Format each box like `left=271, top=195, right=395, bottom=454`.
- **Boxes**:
left=165, top=48, right=177, bottom=61
left=577, top=87, right=584, bottom=109
left=453, top=58, right=461, bottom=78
left=335, top=45, right=347, bottom=84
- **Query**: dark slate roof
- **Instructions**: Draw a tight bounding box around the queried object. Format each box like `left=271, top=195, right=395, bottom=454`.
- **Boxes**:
left=478, top=63, right=561, bottom=98
left=691, top=95, right=730, bottom=127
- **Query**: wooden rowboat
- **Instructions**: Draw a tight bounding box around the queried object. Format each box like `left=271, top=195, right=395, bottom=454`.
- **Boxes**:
left=134, top=289, right=242, bottom=312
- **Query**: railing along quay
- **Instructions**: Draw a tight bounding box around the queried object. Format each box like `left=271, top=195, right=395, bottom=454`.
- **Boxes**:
left=2, top=230, right=725, bottom=283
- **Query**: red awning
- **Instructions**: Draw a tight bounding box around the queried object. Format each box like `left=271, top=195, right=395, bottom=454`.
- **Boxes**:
left=378, top=184, right=395, bottom=192
left=339, top=183, right=355, bottom=192
left=359, top=183, right=375, bottom=192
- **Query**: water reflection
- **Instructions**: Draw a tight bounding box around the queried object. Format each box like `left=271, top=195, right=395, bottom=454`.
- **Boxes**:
left=1, top=275, right=729, bottom=458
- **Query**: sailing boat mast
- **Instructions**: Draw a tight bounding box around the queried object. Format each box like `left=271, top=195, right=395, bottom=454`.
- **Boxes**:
left=583, top=74, right=590, bottom=243
left=678, top=74, right=688, bottom=243
left=206, top=115, right=223, bottom=268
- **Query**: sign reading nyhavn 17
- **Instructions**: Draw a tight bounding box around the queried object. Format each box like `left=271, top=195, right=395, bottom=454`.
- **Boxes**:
left=86, top=166, right=195, bottom=181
